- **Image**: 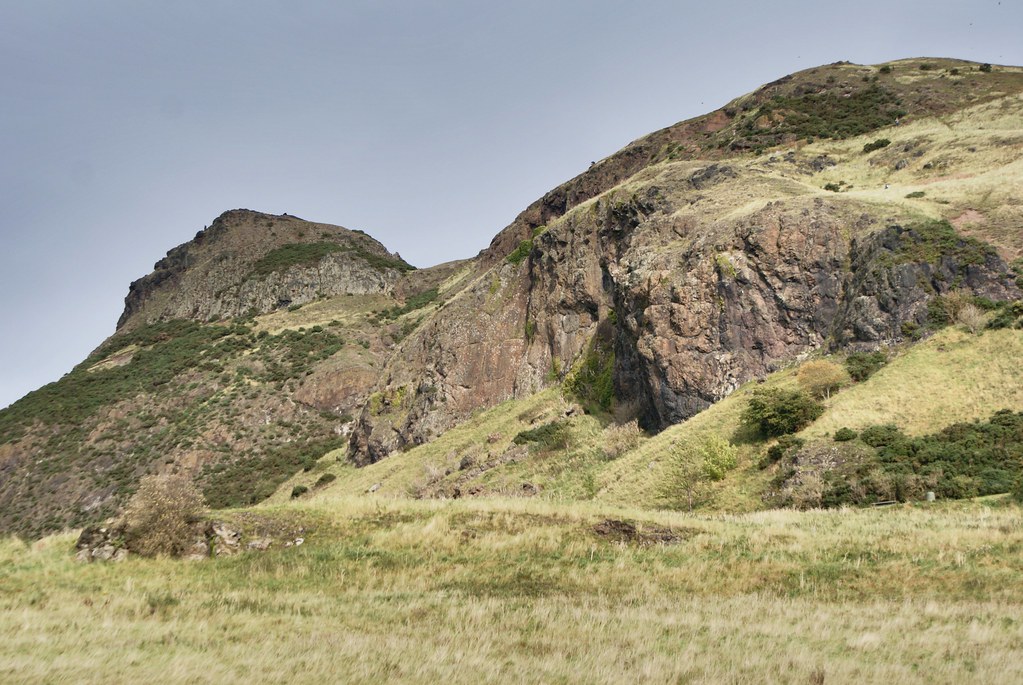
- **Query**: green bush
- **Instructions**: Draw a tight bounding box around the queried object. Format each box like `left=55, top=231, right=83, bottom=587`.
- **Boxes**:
left=823, top=183, right=842, bottom=192
left=879, top=65, right=893, bottom=74
left=863, top=138, right=891, bottom=153
left=905, top=191, right=925, bottom=199
left=512, top=421, right=570, bottom=451
left=860, top=423, right=906, bottom=448
left=980, top=63, right=992, bottom=73
left=741, top=389, right=824, bottom=438
left=834, top=427, right=858, bottom=442
left=844, top=351, right=887, bottom=382
left=250, top=241, right=414, bottom=277
left=987, top=301, right=1023, bottom=330
left=315, top=473, right=337, bottom=488
left=290, top=485, right=309, bottom=499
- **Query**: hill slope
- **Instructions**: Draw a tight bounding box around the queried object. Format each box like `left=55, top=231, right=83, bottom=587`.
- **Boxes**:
left=2, top=58, right=1023, bottom=537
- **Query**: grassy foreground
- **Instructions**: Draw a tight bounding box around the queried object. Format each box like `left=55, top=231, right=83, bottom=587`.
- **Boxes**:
left=3, top=495, right=1023, bottom=684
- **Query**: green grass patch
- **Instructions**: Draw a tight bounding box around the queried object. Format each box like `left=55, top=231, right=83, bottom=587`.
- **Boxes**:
left=506, top=239, right=533, bottom=266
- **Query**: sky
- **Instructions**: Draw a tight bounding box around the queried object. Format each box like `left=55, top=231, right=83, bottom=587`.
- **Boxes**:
left=1, top=0, right=1021, bottom=410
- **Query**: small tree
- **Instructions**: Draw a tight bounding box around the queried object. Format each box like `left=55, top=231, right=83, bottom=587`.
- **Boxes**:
left=121, top=474, right=207, bottom=557
left=741, top=388, right=824, bottom=438
left=663, top=436, right=738, bottom=511
left=796, top=360, right=850, bottom=400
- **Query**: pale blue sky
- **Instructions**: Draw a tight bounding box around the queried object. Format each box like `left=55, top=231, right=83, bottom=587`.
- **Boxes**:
left=1, top=0, right=1020, bottom=409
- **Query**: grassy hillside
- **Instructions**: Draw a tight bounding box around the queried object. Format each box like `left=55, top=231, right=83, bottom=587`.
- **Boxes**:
left=282, top=324, right=1023, bottom=514
left=4, top=496, right=1023, bottom=683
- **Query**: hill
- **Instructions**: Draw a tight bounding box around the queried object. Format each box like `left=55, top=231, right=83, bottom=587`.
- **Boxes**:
left=2, top=58, right=1023, bottom=537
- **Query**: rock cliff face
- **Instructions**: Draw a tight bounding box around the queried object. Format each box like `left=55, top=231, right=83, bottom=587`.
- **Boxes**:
left=348, top=169, right=1020, bottom=461
left=117, top=209, right=413, bottom=330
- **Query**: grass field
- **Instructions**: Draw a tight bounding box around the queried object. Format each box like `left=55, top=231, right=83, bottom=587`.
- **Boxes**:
left=3, top=495, right=1023, bottom=683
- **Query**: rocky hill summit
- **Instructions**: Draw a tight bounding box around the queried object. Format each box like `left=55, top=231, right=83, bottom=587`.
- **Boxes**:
left=117, top=209, right=415, bottom=330
left=2, top=58, right=1023, bottom=538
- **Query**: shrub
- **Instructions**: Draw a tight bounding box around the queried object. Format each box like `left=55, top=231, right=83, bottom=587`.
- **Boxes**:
left=513, top=421, right=570, bottom=451
left=987, top=301, right=1023, bottom=330
left=980, top=63, right=992, bottom=73
left=314, top=473, right=337, bottom=487
left=290, top=485, right=309, bottom=499
left=121, top=474, right=207, bottom=557
left=741, top=389, right=824, bottom=438
left=860, top=424, right=906, bottom=448
left=879, top=65, right=893, bottom=74
left=834, top=427, right=858, bottom=442
left=844, top=351, right=887, bottom=381
left=823, top=183, right=842, bottom=192
left=956, top=303, right=986, bottom=334
left=863, top=138, right=891, bottom=153
left=796, top=360, right=850, bottom=400
left=905, top=191, right=925, bottom=199
left=1013, top=473, right=1023, bottom=503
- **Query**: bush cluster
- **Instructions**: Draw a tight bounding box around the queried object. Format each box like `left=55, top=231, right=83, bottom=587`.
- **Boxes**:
left=202, top=436, right=347, bottom=508
left=737, top=85, right=905, bottom=148
left=777, top=411, right=1023, bottom=508
left=741, top=389, right=824, bottom=438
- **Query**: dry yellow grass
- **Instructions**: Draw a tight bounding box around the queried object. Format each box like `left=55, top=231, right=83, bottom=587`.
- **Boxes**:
left=805, top=327, right=1023, bottom=438
left=3, top=496, right=1023, bottom=684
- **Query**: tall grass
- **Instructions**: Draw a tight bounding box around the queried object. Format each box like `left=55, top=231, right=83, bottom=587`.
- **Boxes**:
left=3, top=496, right=1023, bottom=683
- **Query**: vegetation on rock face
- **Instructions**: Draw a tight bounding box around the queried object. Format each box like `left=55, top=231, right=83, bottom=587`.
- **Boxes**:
left=374, top=288, right=439, bottom=321
left=0, top=320, right=240, bottom=440
left=566, top=326, right=616, bottom=413
left=251, top=242, right=346, bottom=276
left=203, top=436, right=349, bottom=508
left=887, top=220, right=996, bottom=268
left=505, top=239, right=533, bottom=266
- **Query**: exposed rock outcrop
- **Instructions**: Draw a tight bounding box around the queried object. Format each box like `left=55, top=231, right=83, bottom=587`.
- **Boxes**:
left=117, top=209, right=413, bottom=330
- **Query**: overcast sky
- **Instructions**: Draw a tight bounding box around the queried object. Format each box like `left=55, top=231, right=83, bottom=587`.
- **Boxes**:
left=1, top=0, right=1020, bottom=409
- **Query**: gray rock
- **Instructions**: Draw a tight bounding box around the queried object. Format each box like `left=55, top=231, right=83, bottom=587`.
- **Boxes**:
left=247, top=537, right=272, bottom=551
